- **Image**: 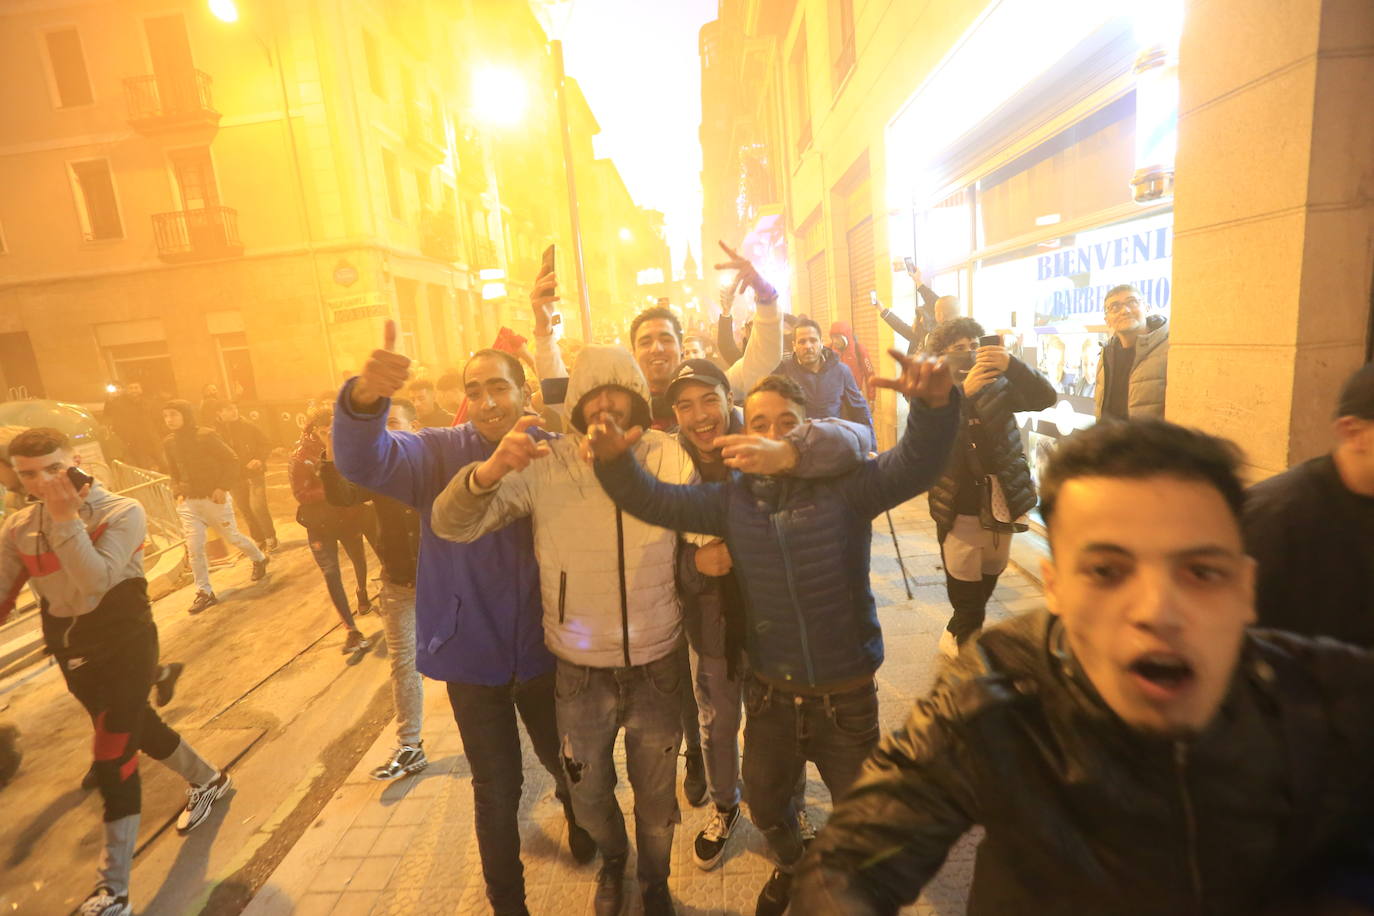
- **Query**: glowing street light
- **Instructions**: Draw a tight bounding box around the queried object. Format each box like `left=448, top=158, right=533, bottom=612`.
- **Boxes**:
left=208, top=0, right=239, bottom=23
left=471, top=66, right=529, bottom=129
left=618, top=227, right=634, bottom=243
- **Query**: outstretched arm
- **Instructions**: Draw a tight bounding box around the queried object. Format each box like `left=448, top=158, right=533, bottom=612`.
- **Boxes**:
left=840, top=351, right=959, bottom=518
left=430, top=416, right=546, bottom=543
left=593, top=450, right=730, bottom=539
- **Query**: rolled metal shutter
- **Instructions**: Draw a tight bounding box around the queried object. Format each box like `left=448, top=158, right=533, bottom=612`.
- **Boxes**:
left=846, top=216, right=877, bottom=358
left=806, top=251, right=829, bottom=328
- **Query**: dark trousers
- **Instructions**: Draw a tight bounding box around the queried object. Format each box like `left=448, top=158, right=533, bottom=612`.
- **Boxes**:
left=231, top=474, right=276, bottom=543
left=306, top=524, right=368, bottom=629
left=447, top=672, right=569, bottom=915
left=742, top=674, right=880, bottom=869
left=60, top=624, right=181, bottom=822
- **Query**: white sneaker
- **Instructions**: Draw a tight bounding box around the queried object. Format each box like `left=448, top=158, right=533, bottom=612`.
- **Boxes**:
left=938, top=630, right=960, bottom=660
left=79, top=887, right=130, bottom=916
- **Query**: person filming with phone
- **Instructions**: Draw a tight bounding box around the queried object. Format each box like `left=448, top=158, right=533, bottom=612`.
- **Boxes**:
left=924, top=318, right=1057, bottom=659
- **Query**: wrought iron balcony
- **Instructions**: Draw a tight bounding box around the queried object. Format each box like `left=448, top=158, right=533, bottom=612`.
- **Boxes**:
left=124, top=70, right=221, bottom=134
left=151, top=206, right=242, bottom=262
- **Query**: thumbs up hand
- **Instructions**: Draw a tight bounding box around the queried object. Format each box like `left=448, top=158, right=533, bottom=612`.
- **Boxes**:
left=351, top=319, right=413, bottom=410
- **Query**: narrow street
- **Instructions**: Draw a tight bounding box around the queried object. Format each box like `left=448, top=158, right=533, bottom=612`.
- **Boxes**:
left=0, top=465, right=398, bottom=916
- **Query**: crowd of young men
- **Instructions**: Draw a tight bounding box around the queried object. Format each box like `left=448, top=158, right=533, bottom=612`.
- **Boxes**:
left=6, top=240, right=1374, bottom=915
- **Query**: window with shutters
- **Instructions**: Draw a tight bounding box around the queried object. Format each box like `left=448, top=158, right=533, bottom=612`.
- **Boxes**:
left=846, top=216, right=877, bottom=359
left=828, top=0, right=855, bottom=90
left=44, top=29, right=94, bottom=108
left=69, top=159, right=124, bottom=241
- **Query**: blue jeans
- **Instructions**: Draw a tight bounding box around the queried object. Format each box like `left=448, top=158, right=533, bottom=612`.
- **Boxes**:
left=742, top=674, right=880, bottom=869
left=555, top=652, right=684, bottom=884
left=306, top=525, right=367, bottom=629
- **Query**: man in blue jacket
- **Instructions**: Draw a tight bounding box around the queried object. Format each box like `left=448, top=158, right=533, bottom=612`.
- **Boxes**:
left=587, top=351, right=957, bottom=916
left=772, top=318, right=876, bottom=450
left=331, top=322, right=594, bottom=916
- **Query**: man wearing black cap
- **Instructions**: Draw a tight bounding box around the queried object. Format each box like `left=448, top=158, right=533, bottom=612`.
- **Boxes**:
left=664, top=358, right=869, bottom=871
left=1244, top=362, right=1374, bottom=644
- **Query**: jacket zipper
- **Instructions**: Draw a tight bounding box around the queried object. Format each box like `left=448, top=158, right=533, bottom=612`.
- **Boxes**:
left=558, top=571, right=567, bottom=624
left=615, top=509, right=630, bottom=668
left=1174, top=742, right=1203, bottom=910
left=771, top=509, right=816, bottom=685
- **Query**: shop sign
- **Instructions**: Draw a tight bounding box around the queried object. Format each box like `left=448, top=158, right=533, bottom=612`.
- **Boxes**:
left=1035, top=218, right=1173, bottom=320
left=328, top=292, right=387, bottom=324
left=333, top=260, right=359, bottom=287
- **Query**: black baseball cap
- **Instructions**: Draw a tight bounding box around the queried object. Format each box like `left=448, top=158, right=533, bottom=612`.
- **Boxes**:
left=1337, top=362, right=1374, bottom=419
left=665, top=359, right=730, bottom=403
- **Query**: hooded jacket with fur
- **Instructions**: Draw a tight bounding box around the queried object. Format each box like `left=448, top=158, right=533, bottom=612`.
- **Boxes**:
left=430, top=346, right=702, bottom=668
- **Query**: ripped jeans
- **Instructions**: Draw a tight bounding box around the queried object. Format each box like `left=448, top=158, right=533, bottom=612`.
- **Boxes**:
left=555, top=652, right=684, bottom=885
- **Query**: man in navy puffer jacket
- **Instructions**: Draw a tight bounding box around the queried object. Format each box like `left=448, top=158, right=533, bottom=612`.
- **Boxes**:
left=588, top=351, right=957, bottom=916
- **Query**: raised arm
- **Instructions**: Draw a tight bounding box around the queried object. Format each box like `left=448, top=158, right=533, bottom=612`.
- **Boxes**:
left=792, top=678, right=979, bottom=913
left=716, top=241, right=783, bottom=398
left=840, top=352, right=959, bottom=518
left=430, top=416, right=544, bottom=543
left=333, top=380, right=439, bottom=509
left=593, top=449, right=729, bottom=539
left=37, top=476, right=147, bottom=601
left=716, top=297, right=743, bottom=365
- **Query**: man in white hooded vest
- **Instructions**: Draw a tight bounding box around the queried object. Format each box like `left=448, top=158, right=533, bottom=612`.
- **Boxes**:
left=432, top=345, right=699, bottom=916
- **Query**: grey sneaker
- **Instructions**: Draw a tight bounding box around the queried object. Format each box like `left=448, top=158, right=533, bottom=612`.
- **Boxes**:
left=78, top=886, right=130, bottom=916
left=177, top=771, right=231, bottom=833
left=250, top=556, right=270, bottom=582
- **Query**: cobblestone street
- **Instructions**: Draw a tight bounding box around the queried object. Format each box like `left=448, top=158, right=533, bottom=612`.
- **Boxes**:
left=243, top=502, right=1046, bottom=915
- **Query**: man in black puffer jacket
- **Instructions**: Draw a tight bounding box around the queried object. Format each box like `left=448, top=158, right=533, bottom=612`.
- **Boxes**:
left=793, top=420, right=1374, bottom=916
left=924, top=318, right=1056, bottom=658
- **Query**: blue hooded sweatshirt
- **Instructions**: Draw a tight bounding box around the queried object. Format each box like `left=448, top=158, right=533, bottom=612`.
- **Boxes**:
left=331, top=379, right=553, bottom=685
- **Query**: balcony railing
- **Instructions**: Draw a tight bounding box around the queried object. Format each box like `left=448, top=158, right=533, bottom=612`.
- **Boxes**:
left=151, top=206, right=243, bottom=262
left=124, top=70, right=221, bottom=133
left=406, top=104, right=446, bottom=164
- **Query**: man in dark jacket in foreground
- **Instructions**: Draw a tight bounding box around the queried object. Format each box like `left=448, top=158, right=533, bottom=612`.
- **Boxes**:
left=924, top=318, right=1057, bottom=658
left=793, top=419, right=1374, bottom=915
left=1244, top=362, right=1374, bottom=646
left=588, top=352, right=957, bottom=916
left=162, top=400, right=269, bottom=614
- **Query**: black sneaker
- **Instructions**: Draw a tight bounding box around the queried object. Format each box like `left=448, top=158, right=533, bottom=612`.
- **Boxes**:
left=356, top=589, right=372, bottom=615
left=370, top=743, right=427, bottom=780
left=177, top=771, right=231, bottom=834
left=250, top=556, right=270, bottom=582
left=78, top=886, right=130, bottom=916
left=642, top=881, right=676, bottom=916
left=154, top=662, right=184, bottom=707
left=683, top=746, right=708, bottom=807
left=593, top=854, right=626, bottom=916
left=693, top=804, right=740, bottom=871
left=564, top=800, right=597, bottom=864
left=187, top=591, right=217, bottom=615
left=755, top=868, right=793, bottom=916
left=343, top=629, right=371, bottom=654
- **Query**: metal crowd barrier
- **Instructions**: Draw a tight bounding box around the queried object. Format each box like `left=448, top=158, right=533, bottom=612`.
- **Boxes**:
left=107, top=459, right=186, bottom=565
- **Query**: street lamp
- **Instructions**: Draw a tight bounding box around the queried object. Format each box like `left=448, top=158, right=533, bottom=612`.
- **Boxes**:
left=471, top=66, right=529, bottom=129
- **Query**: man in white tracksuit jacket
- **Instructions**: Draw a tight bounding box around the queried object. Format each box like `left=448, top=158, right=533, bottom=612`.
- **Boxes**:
left=432, top=346, right=699, bottom=916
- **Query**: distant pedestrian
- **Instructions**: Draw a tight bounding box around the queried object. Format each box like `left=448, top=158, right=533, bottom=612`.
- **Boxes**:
left=0, top=428, right=230, bottom=916
left=209, top=400, right=277, bottom=553
left=161, top=401, right=269, bottom=615
left=828, top=320, right=875, bottom=399
left=772, top=319, right=876, bottom=450
left=102, top=382, right=163, bottom=471
left=924, top=318, right=1057, bottom=658
left=408, top=378, right=455, bottom=428
left=1244, top=361, right=1374, bottom=645
left=321, top=397, right=426, bottom=778
left=1095, top=283, right=1169, bottom=421
left=290, top=407, right=371, bottom=655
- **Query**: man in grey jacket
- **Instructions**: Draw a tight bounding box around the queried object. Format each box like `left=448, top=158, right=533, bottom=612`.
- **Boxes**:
left=1095, top=284, right=1169, bottom=421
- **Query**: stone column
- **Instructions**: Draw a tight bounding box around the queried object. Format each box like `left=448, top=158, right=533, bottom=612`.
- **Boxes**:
left=1168, top=0, right=1374, bottom=479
